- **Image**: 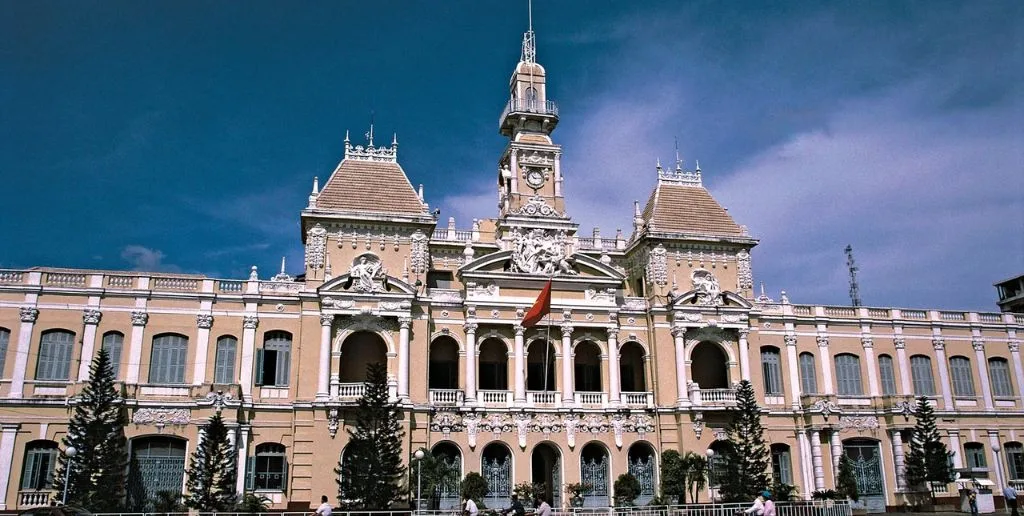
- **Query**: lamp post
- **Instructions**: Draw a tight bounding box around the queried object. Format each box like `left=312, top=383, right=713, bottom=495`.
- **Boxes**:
left=414, top=449, right=426, bottom=514
left=705, top=449, right=715, bottom=503
left=61, top=446, right=78, bottom=506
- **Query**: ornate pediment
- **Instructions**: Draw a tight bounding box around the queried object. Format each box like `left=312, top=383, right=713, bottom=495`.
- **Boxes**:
left=319, top=255, right=417, bottom=297
left=671, top=288, right=753, bottom=309
left=460, top=250, right=624, bottom=282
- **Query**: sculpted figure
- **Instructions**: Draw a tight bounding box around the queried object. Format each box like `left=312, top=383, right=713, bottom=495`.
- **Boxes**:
left=349, top=256, right=382, bottom=292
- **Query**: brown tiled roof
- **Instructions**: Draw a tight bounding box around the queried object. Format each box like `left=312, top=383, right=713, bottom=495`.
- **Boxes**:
left=641, top=182, right=745, bottom=237
left=316, top=159, right=427, bottom=216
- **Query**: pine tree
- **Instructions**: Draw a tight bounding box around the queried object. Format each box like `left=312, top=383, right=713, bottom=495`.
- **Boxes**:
left=903, top=396, right=954, bottom=504
left=52, top=347, right=128, bottom=511
left=185, top=412, right=238, bottom=511
left=718, top=380, right=770, bottom=502
left=336, top=362, right=406, bottom=509
left=835, top=453, right=859, bottom=501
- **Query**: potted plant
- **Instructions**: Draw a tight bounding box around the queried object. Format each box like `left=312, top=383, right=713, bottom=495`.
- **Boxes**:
left=614, top=473, right=641, bottom=507
left=564, top=482, right=593, bottom=508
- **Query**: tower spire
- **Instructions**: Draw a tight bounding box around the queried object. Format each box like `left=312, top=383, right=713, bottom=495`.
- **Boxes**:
left=521, top=0, right=536, bottom=63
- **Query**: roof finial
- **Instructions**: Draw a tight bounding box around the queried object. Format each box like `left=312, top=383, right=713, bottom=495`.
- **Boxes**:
left=695, top=159, right=701, bottom=172
left=365, top=119, right=374, bottom=147
left=344, top=130, right=350, bottom=144
left=674, top=137, right=682, bottom=171
left=521, top=0, right=536, bottom=63
left=392, top=132, right=398, bottom=147
left=280, top=256, right=286, bottom=275
left=312, top=176, right=319, bottom=194
left=529, top=0, right=533, bottom=32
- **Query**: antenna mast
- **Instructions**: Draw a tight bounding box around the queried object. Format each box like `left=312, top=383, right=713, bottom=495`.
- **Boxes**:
left=845, top=245, right=862, bottom=307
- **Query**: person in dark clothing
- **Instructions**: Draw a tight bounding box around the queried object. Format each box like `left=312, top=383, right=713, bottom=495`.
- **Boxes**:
left=505, top=494, right=525, bottom=516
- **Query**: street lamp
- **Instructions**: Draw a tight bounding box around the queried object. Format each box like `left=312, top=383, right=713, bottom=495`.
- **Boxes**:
left=61, top=446, right=78, bottom=506
left=705, top=449, right=715, bottom=503
left=414, top=449, right=426, bottom=514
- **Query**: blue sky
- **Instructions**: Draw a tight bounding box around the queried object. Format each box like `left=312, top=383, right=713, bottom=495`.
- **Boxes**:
left=1, top=1, right=1021, bottom=311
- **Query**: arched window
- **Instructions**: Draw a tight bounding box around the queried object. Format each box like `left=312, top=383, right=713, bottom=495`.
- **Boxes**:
left=799, top=352, right=817, bottom=394
left=834, top=354, right=863, bottom=395
left=36, top=330, right=75, bottom=381
left=214, top=336, right=237, bottom=384
left=910, top=355, right=936, bottom=395
left=619, top=342, right=647, bottom=392
left=478, top=338, right=508, bottom=390
left=0, top=327, right=10, bottom=377
left=526, top=340, right=556, bottom=391
left=102, top=331, right=124, bottom=378
left=252, top=443, right=287, bottom=491
left=771, top=444, right=793, bottom=485
left=761, top=346, right=783, bottom=395
left=1006, top=442, right=1024, bottom=480
left=20, top=440, right=58, bottom=490
left=964, top=442, right=987, bottom=469
left=949, top=356, right=976, bottom=397
left=149, top=333, right=188, bottom=384
left=257, top=331, right=291, bottom=387
left=574, top=341, right=602, bottom=392
left=989, top=358, right=1014, bottom=398
left=429, top=337, right=460, bottom=390
left=128, top=437, right=186, bottom=509
left=708, top=440, right=732, bottom=487
left=878, top=354, right=897, bottom=395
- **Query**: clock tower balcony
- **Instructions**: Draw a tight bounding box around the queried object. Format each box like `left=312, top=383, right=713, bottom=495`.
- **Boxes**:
left=500, top=98, right=559, bottom=136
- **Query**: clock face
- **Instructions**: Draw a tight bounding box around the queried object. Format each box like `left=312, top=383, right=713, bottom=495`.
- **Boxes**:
left=526, top=169, right=545, bottom=188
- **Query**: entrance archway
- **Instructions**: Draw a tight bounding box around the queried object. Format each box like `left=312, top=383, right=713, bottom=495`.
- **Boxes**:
left=579, top=442, right=609, bottom=507
left=627, top=442, right=657, bottom=505
left=843, top=439, right=886, bottom=513
left=127, top=436, right=186, bottom=510
left=482, top=442, right=513, bottom=508
left=691, top=341, right=729, bottom=388
left=532, top=442, right=562, bottom=507
left=432, top=442, right=462, bottom=510
left=340, top=331, right=387, bottom=383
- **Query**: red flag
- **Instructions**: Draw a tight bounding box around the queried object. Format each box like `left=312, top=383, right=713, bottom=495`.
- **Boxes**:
left=521, top=280, right=552, bottom=328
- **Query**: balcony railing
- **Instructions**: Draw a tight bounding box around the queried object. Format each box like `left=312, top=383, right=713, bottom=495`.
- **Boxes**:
left=429, top=389, right=463, bottom=405
left=527, top=390, right=560, bottom=406
left=500, top=98, right=559, bottom=123
left=478, top=390, right=513, bottom=406
left=692, top=388, right=737, bottom=407
left=575, top=391, right=607, bottom=406
left=338, top=382, right=366, bottom=400
left=621, top=391, right=655, bottom=408
left=18, top=490, right=53, bottom=508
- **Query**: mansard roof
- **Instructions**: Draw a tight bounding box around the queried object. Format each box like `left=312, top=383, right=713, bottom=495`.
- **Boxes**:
left=316, top=159, right=427, bottom=217
left=641, top=166, right=746, bottom=238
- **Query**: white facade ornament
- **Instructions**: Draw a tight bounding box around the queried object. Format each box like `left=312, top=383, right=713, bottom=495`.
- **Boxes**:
left=344, top=137, right=398, bottom=163
left=480, top=413, right=512, bottom=439
left=379, top=300, right=412, bottom=311
left=410, top=230, right=429, bottom=274
left=893, top=399, right=915, bottom=420
left=692, top=413, right=705, bottom=440
left=514, top=413, right=532, bottom=449
left=348, top=254, right=388, bottom=292
left=512, top=195, right=561, bottom=217
left=627, top=414, right=654, bottom=440
left=204, top=390, right=234, bottom=413
left=1010, top=340, right=1021, bottom=353
left=563, top=414, right=579, bottom=449
left=509, top=228, right=578, bottom=275
left=691, top=269, right=723, bottom=306
left=972, top=339, right=985, bottom=352
left=932, top=338, right=945, bottom=351
left=611, top=414, right=626, bottom=449
left=327, top=407, right=340, bottom=438
left=195, top=314, right=214, bottom=329
left=321, top=297, right=355, bottom=309
left=712, top=428, right=728, bottom=441
left=839, top=416, right=880, bottom=432
left=816, top=335, right=830, bottom=348
left=784, top=335, right=797, bottom=347
left=83, top=309, right=102, bottom=325
left=464, top=414, right=481, bottom=449
left=580, top=414, right=608, bottom=435
left=429, top=411, right=464, bottom=439
left=320, top=314, right=335, bottom=327
left=130, top=311, right=149, bottom=326
left=621, top=297, right=647, bottom=311
left=531, top=414, right=562, bottom=439
left=243, top=316, right=259, bottom=329
left=736, top=249, right=753, bottom=290
left=861, top=337, right=874, bottom=349
left=647, top=244, right=668, bottom=286
left=894, top=337, right=906, bottom=349
left=811, top=399, right=842, bottom=420
left=19, top=307, right=39, bottom=323
left=132, top=408, right=190, bottom=425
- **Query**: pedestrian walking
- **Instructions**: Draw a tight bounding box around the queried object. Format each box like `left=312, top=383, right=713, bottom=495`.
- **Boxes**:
left=313, top=495, right=332, bottom=516
left=1004, top=485, right=1019, bottom=516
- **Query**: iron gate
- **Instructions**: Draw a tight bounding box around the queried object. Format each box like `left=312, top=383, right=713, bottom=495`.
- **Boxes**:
left=483, top=456, right=511, bottom=508
left=581, top=456, right=609, bottom=507
left=844, top=441, right=885, bottom=513
left=628, top=454, right=656, bottom=505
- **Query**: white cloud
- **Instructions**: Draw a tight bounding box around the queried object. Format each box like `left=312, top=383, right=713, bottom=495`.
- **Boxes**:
left=120, top=245, right=182, bottom=273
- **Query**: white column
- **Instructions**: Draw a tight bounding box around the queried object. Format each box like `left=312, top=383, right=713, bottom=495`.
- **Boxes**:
left=810, top=429, right=825, bottom=490
left=948, top=430, right=964, bottom=468
left=514, top=325, right=526, bottom=402
left=464, top=322, right=478, bottom=403
left=125, top=311, right=149, bottom=385
left=0, top=424, right=20, bottom=509
left=798, top=431, right=814, bottom=500
left=830, top=430, right=842, bottom=480
left=235, top=425, right=250, bottom=496
left=317, top=315, right=333, bottom=400
left=398, top=317, right=412, bottom=401
left=785, top=335, right=801, bottom=409
left=973, top=339, right=995, bottom=410
left=1009, top=340, right=1024, bottom=406
left=895, top=337, right=912, bottom=395
left=672, top=327, right=689, bottom=406
left=892, top=429, right=906, bottom=490
left=607, top=328, right=621, bottom=404
left=738, top=329, right=751, bottom=381
left=78, top=309, right=102, bottom=381
left=862, top=337, right=880, bottom=397
left=817, top=336, right=835, bottom=395
left=9, top=308, right=38, bottom=398
left=561, top=324, right=574, bottom=403
left=933, top=338, right=955, bottom=410
left=990, top=433, right=1006, bottom=488
left=240, top=315, right=258, bottom=400
left=193, top=314, right=213, bottom=385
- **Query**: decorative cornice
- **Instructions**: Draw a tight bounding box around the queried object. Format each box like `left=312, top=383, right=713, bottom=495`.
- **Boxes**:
left=19, top=307, right=39, bottom=323
left=861, top=337, right=874, bottom=349
left=816, top=335, right=829, bottom=348
left=196, top=314, right=214, bottom=329
left=83, top=309, right=102, bottom=325
left=784, top=335, right=797, bottom=347
left=932, top=338, right=945, bottom=351
left=130, top=311, right=149, bottom=326
left=320, top=314, right=335, bottom=327
left=893, top=337, right=906, bottom=350
left=971, top=339, right=985, bottom=352
left=243, top=315, right=259, bottom=330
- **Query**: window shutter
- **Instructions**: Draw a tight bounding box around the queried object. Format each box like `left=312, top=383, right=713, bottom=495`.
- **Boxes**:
left=278, top=349, right=291, bottom=387
left=21, top=451, right=37, bottom=489
left=254, top=349, right=264, bottom=386
left=282, top=457, right=288, bottom=490
left=36, top=336, right=53, bottom=380
left=245, top=456, right=255, bottom=491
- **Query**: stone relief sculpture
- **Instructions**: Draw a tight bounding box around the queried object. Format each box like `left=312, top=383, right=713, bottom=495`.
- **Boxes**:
left=347, top=254, right=387, bottom=292
left=692, top=269, right=723, bottom=306
left=305, top=223, right=327, bottom=270
left=509, top=228, right=578, bottom=276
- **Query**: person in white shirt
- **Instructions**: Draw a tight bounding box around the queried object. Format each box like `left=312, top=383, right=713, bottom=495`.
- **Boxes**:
left=463, top=494, right=479, bottom=516
left=313, top=495, right=332, bottom=516
left=744, top=493, right=766, bottom=516
left=534, top=496, right=551, bottom=516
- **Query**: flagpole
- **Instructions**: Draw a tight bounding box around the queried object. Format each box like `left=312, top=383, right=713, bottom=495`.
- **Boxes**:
left=542, top=273, right=553, bottom=394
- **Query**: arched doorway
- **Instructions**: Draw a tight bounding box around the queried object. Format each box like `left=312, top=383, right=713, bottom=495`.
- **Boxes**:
left=619, top=342, right=647, bottom=392
left=127, top=436, right=187, bottom=510
left=627, top=442, right=657, bottom=505
left=580, top=442, right=609, bottom=507
left=478, top=338, right=509, bottom=391
left=429, top=337, right=460, bottom=390
left=482, top=442, right=512, bottom=508
left=340, top=331, right=387, bottom=383
left=532, top=442, right=562, bottom=508
left=526, top=340, right=556, bottom=392
left=574, top=341, right=602, bottom=393
left=691, top=341, right=729, bottom=389
left=707, top=439, right=733, bottom=500
left=432, top=442, right=462, bottom=510
left=843, top=438, right=886, bottom=513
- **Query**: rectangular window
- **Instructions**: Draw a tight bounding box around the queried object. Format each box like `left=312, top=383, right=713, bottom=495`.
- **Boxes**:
left=36, top=331, right=74, bottom=381
left=989, top=359, right=1014, bottom=398
left=257, top=333, right=291, bottom=387
left=910, top=355, right=936, bottom=395
left=965, top=443, right=987, bottom=469
left=214, top=337, right=237, bottom=385
left=427, top=271, right=454, bottom=289
left=771, top=447, right=793, bottom=485
left=149, top=334, right=187, bottom=384
left=21, top=447, right=57, bottom=490
left=950, top=357, right=976, bottom=397
left=799, top=353, right=817, bottom=394
left=878, top=355, right=897, bottom=395
left=255, top=454, right=286, bottom=490
left=761, top=348, right=783, bottom=395
left=1007, top=444, right=1024, bottom=480
left=101, top=333, right=124, bottom=378
left=835, top=354, right=864, bottom=395
left=479, top=361, right=508, bottom=390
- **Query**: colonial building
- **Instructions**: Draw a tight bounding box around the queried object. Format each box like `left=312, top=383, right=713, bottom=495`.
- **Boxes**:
left=1, top=21, right=1022, bottom=514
